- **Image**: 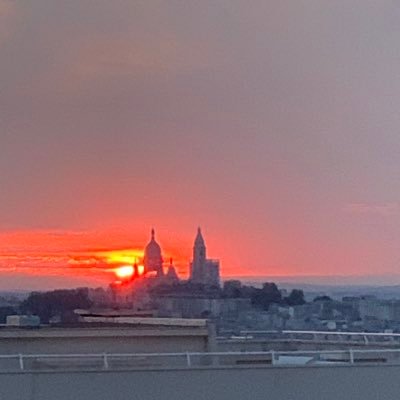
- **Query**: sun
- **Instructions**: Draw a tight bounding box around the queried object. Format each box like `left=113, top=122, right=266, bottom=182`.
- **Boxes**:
left=115, top=265, right=134, bottom=279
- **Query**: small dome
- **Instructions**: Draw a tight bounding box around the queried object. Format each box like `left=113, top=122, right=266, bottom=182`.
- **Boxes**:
left=165, top=258, right=179, bottom=282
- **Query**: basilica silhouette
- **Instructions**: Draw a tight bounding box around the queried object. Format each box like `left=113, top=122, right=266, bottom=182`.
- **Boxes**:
left=142, top=227, right=220, bottom=287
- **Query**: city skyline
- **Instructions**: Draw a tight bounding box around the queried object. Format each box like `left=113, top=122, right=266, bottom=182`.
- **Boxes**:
left=2, top=1, right=400, bottom=289
left=1, top=225, right=400, bottom=290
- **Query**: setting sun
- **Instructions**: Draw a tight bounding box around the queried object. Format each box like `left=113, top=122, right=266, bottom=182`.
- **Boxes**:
left=98, top=249, right=144, bottom=266
left=114, top=265, right=134, bottom=279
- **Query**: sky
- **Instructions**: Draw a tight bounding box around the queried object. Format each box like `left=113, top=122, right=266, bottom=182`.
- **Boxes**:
left=1, top=0, right=400, bottom=289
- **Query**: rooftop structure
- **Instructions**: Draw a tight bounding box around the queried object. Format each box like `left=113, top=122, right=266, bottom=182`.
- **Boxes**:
left=0, top=318, right=213, bottom=355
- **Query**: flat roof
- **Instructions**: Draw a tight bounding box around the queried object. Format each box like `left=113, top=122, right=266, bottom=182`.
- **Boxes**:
left=0, top=325, right=209, bottom=339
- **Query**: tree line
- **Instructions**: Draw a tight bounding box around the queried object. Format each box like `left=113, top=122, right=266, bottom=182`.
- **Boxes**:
left=222, top=281, right=305, bottom=310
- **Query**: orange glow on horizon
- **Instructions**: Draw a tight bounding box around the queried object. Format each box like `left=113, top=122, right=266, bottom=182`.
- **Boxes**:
left=0, top=229, right=272, bottom=289
left=96, top=249, right=144, bottom=266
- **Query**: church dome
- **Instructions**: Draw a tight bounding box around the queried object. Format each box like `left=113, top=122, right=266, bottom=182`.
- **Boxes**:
left=145, top=229, right=162, bottom=255
left=143, top=229, right=163, bottom=276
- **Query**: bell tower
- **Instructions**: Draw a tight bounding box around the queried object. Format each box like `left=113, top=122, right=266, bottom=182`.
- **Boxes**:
left=190, top=227, right=206, bottom=283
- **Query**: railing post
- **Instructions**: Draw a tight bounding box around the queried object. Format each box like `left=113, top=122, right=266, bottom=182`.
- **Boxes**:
left=186, top=352, right=192, bottom=367
left=271, top=350, right=275, bottom=365
left=18, top=354, right=24, bottom=371
left=103, top=353, right=109, bottom=370
left=349, top=349, right=354, bottom=364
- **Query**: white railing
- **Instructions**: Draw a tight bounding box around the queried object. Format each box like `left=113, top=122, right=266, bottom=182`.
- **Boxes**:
left=232, top=330, right=400, bottom=344
left=2, top=348, right=400, bottom=372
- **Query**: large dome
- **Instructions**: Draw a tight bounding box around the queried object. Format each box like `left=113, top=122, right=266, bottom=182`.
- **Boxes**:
left=145, top=232, right=161, bottom=255
left=143, top=229, right=163, bottom=276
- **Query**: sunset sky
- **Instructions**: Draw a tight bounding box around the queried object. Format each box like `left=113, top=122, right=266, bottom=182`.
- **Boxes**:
left=1, top=1, right=400, bottom=289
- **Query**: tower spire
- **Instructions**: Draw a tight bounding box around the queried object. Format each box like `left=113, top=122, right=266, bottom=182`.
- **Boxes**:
left=151, top=228, right=155, bottom=240
left=194, top=226, right=205, bottom=247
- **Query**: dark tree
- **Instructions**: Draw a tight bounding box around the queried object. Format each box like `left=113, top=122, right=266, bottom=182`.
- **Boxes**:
left=0, top=307, right=17, bottom=323
left=285, top=289, right=306, bottom=306
left=222, top=280, right=242, bottom=298
left=251, top=282, right=283, bottom=310
left=20, top=288, right=92, bottom=323
left=313, top=295, right=332, bottom=302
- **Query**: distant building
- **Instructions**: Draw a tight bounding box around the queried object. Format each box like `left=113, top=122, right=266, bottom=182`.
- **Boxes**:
left=143, top=229, right=164, bottom=277
left=190, top=227, right=220, bottom=287
left=6, top=315, right=40, bottom=327
left=154, top=295, right=251, bottom=319
left=109, top=227, right=221, bottom=310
